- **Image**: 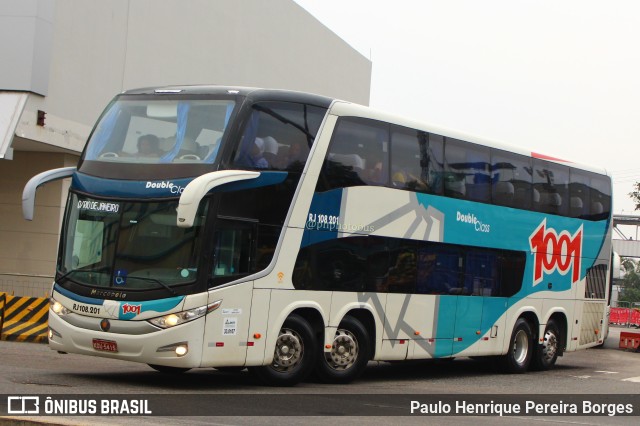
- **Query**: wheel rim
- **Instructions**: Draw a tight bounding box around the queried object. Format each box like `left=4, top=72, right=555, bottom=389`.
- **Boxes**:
left=325, top=329, right=359, bottom=371
left=272, top=328, right=303, bottom=372
left=541, top=328, right=558, bottom=363
left=512, top=329, right=529, bottom=365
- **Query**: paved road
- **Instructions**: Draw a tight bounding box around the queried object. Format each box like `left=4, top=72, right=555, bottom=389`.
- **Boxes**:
left=0, top=326, right=638, bottom=425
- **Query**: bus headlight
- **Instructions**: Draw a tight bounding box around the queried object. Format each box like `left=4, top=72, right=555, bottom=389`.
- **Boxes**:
left=147, top=300, right=222, bottom=329
left=51, top=300, right=71, bottom=316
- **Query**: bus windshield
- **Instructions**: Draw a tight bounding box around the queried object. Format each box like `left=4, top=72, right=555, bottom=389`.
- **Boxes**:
left=58, top=193, right=207, bottom=293
left=83, top=97, right=236, bottom=164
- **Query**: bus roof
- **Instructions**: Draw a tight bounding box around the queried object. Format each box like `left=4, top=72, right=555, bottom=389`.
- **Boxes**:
left=120, top=85, right=608, bottom=177
left=121, top=85, right=334, bottom=108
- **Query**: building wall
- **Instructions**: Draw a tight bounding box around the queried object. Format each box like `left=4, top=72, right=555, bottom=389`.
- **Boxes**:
left=33, top=0, right=372, bottom=133
left=0, top=0, right=55, bottom=95
left=0, top=151, right=77, bottom=296
left=0, top=0, right=371, bottom=296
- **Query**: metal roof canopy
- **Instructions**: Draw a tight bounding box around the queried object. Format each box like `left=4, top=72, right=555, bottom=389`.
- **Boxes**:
left=0, top=92, right=28, bottom=160
left=613, top=214, right=640, bottom=257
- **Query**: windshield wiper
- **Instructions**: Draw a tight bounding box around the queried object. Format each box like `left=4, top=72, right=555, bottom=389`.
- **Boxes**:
left=127, top=276, right=177, bottom=296
left=55, top=266, right=111, bottom=286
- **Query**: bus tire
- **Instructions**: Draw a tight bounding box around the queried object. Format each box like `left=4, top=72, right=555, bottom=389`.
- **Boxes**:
left=531, top=320, right=560, bottom=371
left=316, top=316, right=370, bottom=384
left=249, top=314, right=317, bottom=386
left=148, top=364, right=190, bottom=374
left=501, top=318, right=533, bottom=374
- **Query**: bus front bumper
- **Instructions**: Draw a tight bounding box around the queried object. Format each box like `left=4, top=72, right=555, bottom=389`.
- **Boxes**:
left=47, top=309, right=204, bottom=368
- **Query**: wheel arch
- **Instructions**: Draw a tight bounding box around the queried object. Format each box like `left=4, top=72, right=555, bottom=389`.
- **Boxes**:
left=503, top=309, right=540, bottom=355
left=341, top=308, right=376, bottom=360
left=545, top=311, right=568, bottom=356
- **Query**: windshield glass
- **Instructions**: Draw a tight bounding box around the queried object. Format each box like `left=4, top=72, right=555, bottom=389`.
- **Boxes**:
left=59, top=193, right=207, bottom=292
left=83, top=97, right=236, bottom=164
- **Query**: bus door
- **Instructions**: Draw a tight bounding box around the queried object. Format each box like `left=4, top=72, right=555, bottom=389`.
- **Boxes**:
left=200, top=220, right=256, bottom=367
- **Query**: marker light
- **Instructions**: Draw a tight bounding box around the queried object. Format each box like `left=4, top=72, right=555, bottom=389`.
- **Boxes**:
left=148, top=300, right=222, bottom=329
left=50, top=300, right=71, bottom=316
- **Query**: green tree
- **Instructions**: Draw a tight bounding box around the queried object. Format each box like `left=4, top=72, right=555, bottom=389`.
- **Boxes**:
left=619, top=258, right=640, bottom=304
left=630, top=182, right=640, bottom=211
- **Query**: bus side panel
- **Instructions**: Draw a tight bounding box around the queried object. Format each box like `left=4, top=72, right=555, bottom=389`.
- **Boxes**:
left=476, top=297, right=508, bottom=356
left=201, top=282, right=253, bottom=367
left=245, top=288, right=272, bottom=366
left=575, top=299, right=607, bottom=349
left=380, top=293, right=457, bottom=360
left=541, top=296, right=573, bottom=348
left=502, top=298, right=543, bottom=355
left=328, top=291, right=388, bottom=359
left=261, top=289, right=331, bottom=365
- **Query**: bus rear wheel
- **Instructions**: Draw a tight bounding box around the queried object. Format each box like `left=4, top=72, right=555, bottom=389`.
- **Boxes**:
left=316, top=316, right=370, bottom=384
left=501, top=318, right=533, bottom=374
left=249, top=314, right=317, bottom=386
left=531, top=320, right=560, bottom=371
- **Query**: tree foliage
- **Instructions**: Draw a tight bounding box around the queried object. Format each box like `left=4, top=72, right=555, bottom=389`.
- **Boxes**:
left=619, top=258, right=640, bottom=304
left=630, top=182, right=640, bottom=211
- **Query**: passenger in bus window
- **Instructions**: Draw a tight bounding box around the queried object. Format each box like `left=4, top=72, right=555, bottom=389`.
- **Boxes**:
left=136, top=134, right=163, bottom=157
left=286, top=141, right=308, bottom=170
left=246, top=138, right=269, bottom=169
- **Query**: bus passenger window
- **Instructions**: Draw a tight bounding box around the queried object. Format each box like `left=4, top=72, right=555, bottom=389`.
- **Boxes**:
left=491, top=150, right=532, bottom=209
left=390, top=126, right=430, bottom=192
left=569, top=170, right=591, bottom=218
left=589, top=174, right=611, bottom=221
left=232, top=102, right=326, bottom=171
left=533, top=160, right=569, bottom=216
left=318, top=117, right=389, bottom=191
left=444, top=138, right=490, bottom=203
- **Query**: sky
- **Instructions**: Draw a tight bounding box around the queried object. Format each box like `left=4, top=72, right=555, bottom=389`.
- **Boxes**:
left=293, top=0, right=640, bottom=221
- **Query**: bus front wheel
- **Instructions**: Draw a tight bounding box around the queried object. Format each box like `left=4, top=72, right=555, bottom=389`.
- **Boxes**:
left=316, top=316, right=370, bottom=384
left=531, top=320, right=560, bottom=371
left=501, top=318, right=533, bottom=374
left=249, top=314, right=317, bottom=386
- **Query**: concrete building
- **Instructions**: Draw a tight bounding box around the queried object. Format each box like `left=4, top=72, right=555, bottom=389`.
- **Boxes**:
left=0, top=0, right=371, bottom=297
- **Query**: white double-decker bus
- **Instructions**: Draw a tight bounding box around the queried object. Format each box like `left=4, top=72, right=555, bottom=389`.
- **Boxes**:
left=23, top=86, right=612, bottom=385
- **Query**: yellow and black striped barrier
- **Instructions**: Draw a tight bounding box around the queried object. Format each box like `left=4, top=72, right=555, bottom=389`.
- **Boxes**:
left=0, top=292, right=49, bottom=343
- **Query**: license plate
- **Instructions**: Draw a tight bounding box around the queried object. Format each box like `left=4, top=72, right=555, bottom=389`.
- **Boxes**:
left=92, top=338, right=118, bottom=352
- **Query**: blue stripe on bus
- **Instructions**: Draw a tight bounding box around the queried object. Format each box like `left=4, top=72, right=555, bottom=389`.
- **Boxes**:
left=53, top=284, right=103, bottom=305
left=117, top=296, right=184, bottom=320
left=301, top=188, right=344, bottom=246
left=72, top=171, right=288, bottom=198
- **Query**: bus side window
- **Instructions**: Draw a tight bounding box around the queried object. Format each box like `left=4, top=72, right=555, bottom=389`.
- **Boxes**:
left=569, top=170, right=591, bottom=218
left=318, top=117, right=389, bottom=191
left=589, top=174, right=611, bottom=221
left=491, top=150, right=533, bottom=209
left=211, top=220, right=253, bottom=279
left=390, top=126, right=429, bottom=192
left=533, top=160, right=569, bottom=216
left=445, top=138, right=490, bottom=203
left=232, top=102, right=326, bottom=171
